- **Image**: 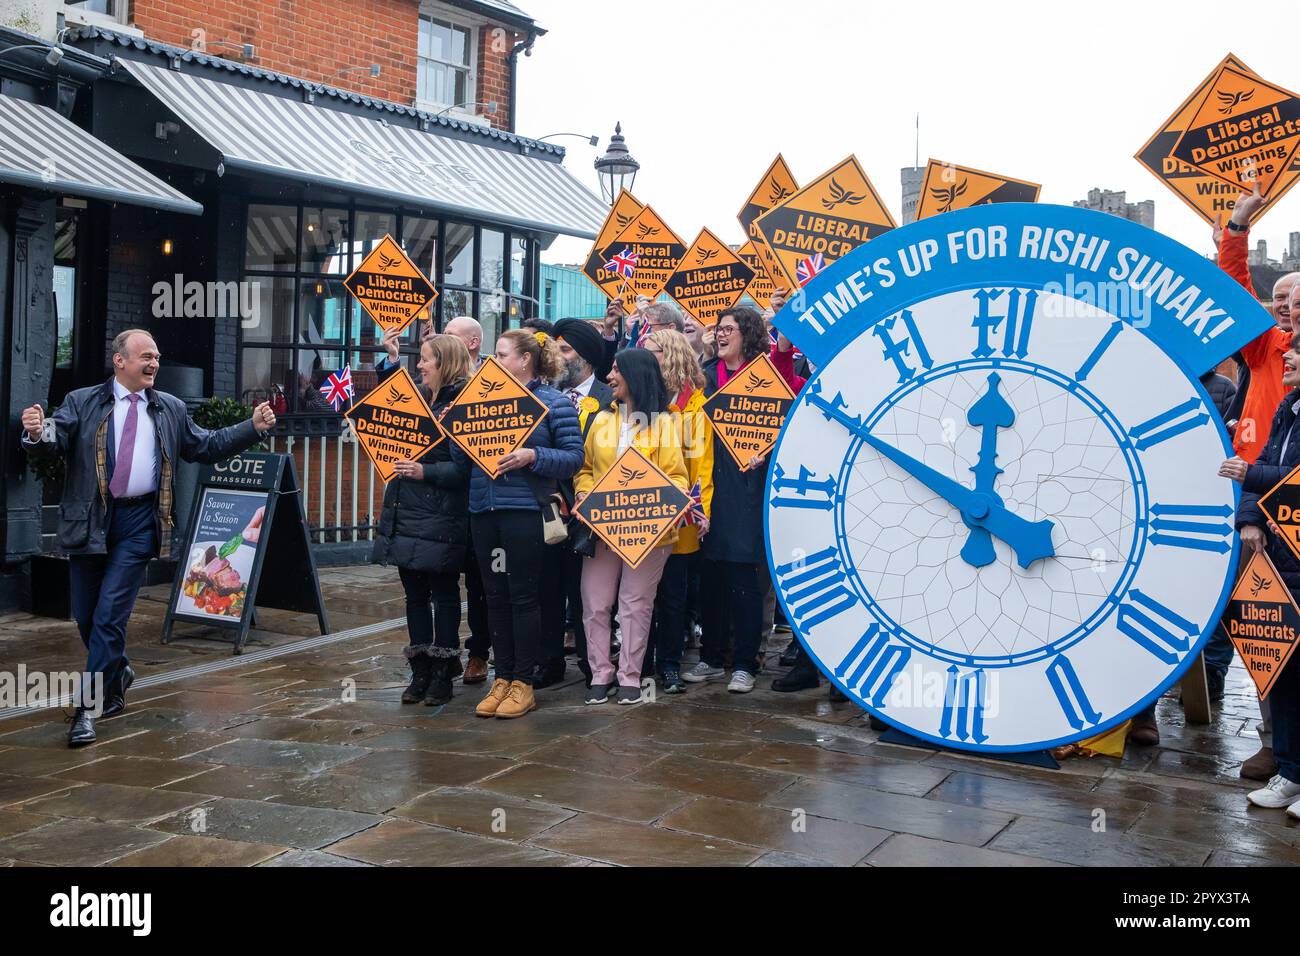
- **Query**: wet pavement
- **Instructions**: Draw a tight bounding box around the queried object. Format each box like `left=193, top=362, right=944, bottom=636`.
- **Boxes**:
left=0, top=566, right=1295, bottom=867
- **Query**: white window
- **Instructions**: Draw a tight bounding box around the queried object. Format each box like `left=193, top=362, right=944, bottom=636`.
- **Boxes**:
left=417, top=13, right=474, bottom=112
left=62, top=0, right=132, bottom=28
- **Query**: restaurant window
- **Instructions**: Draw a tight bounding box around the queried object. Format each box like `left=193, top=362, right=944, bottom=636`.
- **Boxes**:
left=241, top=202, right=537, bottom=426
left=417, top=11, right=473, bottom=112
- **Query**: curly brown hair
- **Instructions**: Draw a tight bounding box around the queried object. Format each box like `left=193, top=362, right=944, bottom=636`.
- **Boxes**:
left=646, top=329, right=705, bottom=395
left=716, top=306, right=769, bottom=364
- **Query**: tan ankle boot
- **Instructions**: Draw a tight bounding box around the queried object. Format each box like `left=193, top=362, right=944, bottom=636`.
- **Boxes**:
left=475, top=678, right=512, bottom=717
left=495, top=680, right=536, bottom=719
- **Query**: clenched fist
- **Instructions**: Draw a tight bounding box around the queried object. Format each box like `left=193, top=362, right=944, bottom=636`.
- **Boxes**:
left=252, top=401, right=277, bottom=433
left=21, top=404, right=44, bottom=441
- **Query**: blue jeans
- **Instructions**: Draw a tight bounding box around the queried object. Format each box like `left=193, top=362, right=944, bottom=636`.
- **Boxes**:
left=1202, top=629, right=1235, bottom=680
left=68, top=499, right=158, bottom=709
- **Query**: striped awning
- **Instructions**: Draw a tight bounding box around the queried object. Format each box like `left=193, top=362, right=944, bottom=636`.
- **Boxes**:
left=119, top=59, right=607, bottom=239
left=0, top=94, right=202, bottom=215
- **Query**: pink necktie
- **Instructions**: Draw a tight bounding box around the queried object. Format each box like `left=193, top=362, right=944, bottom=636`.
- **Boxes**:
left=109, top=394, right=141, bottom=498
left=568, top=389, right=580, bottom=409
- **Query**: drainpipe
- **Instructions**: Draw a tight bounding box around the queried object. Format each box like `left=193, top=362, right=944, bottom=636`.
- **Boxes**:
left=507, top=30, right=537, bottom=136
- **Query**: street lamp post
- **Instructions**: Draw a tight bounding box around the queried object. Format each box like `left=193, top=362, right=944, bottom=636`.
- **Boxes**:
left=593, top=122, right=639, bottom=205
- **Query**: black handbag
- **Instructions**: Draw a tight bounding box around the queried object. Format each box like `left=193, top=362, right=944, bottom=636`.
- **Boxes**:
left=568, top=518, right=597, bottom=558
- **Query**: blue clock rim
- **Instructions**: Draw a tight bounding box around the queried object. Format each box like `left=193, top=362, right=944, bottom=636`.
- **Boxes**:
left=832, top=355, right=1148, bottom=669
left=763, top=304, right=1241, bottom=755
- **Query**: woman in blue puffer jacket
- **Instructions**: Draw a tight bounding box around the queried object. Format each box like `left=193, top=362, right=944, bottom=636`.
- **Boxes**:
left=451, top=328, right=583, bottom=720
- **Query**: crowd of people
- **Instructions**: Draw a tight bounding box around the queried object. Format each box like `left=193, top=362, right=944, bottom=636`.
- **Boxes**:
left=370, top=291, right=827, bottom=722
left=23, top=186, right=1299, bottom=828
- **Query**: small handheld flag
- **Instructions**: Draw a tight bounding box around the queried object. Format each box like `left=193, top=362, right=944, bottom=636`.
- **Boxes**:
left=604, top=246, right=640, bottom=278
left=678, top=480, right=706, bottom=527
left=320, top=365, right=354, bottom=412
left=795, top=252, right=826, bottom=287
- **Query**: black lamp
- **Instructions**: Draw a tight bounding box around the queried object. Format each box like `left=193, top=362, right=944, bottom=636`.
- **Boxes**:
left=593, top=122, right=639, bottom=205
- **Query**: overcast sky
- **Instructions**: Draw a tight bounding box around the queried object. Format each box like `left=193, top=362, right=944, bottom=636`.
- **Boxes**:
left=515, top=0, right=1300, bottom=267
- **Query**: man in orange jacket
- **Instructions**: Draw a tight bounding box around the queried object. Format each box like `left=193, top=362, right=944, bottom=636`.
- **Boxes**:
left=1217, top=181, right=1299, bottom=780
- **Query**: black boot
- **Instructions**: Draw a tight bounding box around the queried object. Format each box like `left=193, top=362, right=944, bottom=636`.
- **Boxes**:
left=424, top=651, right=461, bottom=706
left=402, top=646, right=434, bottom=704
left=772, top=648, right=821, bottom=692
left=67, top=708, right=96, bottom=747
left=779, top=639, right=800, bottom=668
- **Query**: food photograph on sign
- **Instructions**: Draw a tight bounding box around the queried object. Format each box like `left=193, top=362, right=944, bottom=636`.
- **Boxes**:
left=10, top=0, right=1300, bottom=920
left=176, top=490, right=268, bottom=621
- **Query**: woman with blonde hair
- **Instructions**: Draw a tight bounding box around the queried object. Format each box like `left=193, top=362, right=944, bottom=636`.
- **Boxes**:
left=374, top=330, right=473, bottom=705
left=642, top=329, right=712, bottom=692
left=450, top=328, right=584, bottom=720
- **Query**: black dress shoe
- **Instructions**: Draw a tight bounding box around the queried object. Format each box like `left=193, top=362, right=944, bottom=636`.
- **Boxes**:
left=779, top=641, right=800, bottom=668
left=101, top=664, right=135, bottom=719
left=533, top=663, right=566, bottom=689
left=67, top=709, right=97, bottom=747
left=771, top=659, right=821, bottom=692
left=828, top=685, right=847, bottom=702
left=868, top=714, right=888, bottom=731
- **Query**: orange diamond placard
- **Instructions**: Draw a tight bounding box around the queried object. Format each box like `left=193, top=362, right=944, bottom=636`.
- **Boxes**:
left=738, top=240, right=780, bottom=312
left=1257, top=462, right=1300, bottom=564
left=1218, top=550, right=1300, bottom=699
left=344, top=234, right=438, bottom=336
left=1136, top=54, right=1300, bottom=227
left=752, top=155, right=895, bottom=291
left=582, top=188, right=644, bottom=304
left=702, top=354, right=796, bottom=470
left=737, top=154, right=799, bottom=240
left=345, top=367, right=444, bottom=482
left=573, top=446, right=690, bottom=568
left=663, top=228, right=755, bottom=326
left=915, top=159, right=1040, bottom=220
left=440, top=357, right=549, bottom=478
left=1170, top=62, right=1300, bottom=197
left=599, top=205, right=687, bottom=307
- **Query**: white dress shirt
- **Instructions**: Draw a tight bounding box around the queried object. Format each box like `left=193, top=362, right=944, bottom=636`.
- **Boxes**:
left=567, top=372, right=595, bottom=405
left=112, top=378, right=158, bottom=496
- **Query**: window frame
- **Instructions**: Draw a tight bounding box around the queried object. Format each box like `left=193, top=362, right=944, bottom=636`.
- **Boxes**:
left=239, top=198, right=538, bottom=429
left=414, top=5, right=479, bottom=119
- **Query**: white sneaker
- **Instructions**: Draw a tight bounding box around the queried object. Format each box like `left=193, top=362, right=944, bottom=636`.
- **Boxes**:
left=1247, top=774, right=1300, bottom=808
left=727, top=670, right=756, bottom=693
left=682, top=662, right=725, bottom=683
left=1289, top=798, right=1300, bottom=821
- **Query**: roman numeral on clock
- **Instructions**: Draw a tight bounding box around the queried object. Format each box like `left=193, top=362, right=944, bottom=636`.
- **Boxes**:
left=939, top=666, right=988, bottom=744
left=1127, top=398, right=1210, bottom=451
left=1117, top=589, right=1196, bottom=665
left=970, top=288, right=1036, bottom=359
left=770, top=464, right=836, bottom=511
left=1148, top=503, right=1233, bottom=554
left=833, top=623, right=911, bottom=708
left=873, top=309, right=933, bottom=384
left=1045, top=654, right=1102, bottom=732
left=773, top=546, right=858, bottom=631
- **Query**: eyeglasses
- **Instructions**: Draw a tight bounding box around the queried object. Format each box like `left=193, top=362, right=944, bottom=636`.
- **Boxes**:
left=715, top=326, right=738, bottom=337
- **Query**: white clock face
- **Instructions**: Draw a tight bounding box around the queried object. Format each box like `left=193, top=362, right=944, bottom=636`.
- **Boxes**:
left=767, top=286, right=1238, bottom=750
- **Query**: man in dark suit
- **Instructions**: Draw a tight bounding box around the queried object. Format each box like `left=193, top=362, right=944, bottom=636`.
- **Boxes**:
left=22, top=329, right=275, bottom=747
left=533, top=318, right=614, bottom=688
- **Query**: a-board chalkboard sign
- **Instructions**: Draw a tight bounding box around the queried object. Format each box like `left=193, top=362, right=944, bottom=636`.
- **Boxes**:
left=161, top=453, right=329, bottom=654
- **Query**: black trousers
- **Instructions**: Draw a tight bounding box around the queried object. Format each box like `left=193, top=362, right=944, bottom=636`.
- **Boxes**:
left=644, top=551, right=690, bottom=675
left=463, top=527, right=491, bottom=661
left=471, top=509, right=544, bottom=684
left=397, top=566, right=461, bottom=651
left=699, top=558, right=765, bottom=674
left=537, top=541, right=567, bottom=671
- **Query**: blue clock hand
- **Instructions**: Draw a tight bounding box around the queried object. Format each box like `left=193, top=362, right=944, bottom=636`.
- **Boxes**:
left=962, top=373, right=1016, bottom=568
left=804, top=380, right=1055, bottom=569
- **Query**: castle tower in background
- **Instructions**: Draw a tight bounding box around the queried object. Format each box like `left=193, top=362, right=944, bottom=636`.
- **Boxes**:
left=901, top=166, right=924, bottom=224
left=1073, top=188, right=1154, bottom=229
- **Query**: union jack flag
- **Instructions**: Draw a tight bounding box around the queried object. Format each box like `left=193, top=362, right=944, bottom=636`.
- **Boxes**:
left=796, top=252, right=826, bottom=287
left=604, top=246, right=640, bottom=278
left=319, top=365, right=354, bottom=412
left=678, top=480, right=706, bottom=527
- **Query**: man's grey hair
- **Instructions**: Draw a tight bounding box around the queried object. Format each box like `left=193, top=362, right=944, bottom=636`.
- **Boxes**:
left=112, top=329, right=156, bottom=357
left=642, top=302, right=684, bottom=332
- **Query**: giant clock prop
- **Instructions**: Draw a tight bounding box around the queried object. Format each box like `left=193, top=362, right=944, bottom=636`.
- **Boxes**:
left=767, top=204, right=1271, bottom=752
